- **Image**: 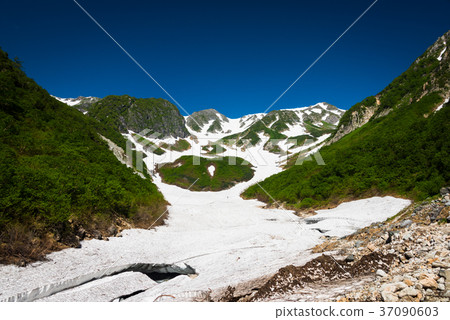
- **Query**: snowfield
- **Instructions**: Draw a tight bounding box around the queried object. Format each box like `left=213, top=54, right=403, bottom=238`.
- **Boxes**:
left=0, top=160, right=411, bottom=301
left=0, top=116, right=411, bottom=302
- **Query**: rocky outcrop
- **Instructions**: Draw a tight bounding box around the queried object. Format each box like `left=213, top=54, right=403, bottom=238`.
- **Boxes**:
left=89, top=95, right=190, bottom=138
left=186, top=109, right=229, bottom=133
left=328, top=103, right=377, bottom=144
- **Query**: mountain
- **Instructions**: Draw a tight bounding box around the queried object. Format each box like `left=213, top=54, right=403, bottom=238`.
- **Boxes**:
left=87, top=95, right=189, bottom=138
left=219, top=103, right=344, bottom=152
left=330, top=31, right=450, bottom=144
left=186, top=109, right=229, bottom=133
left=0, top=48, right=166, bottom=265
left=243, top=31, right=450, bottom=207
left=183, top=103, right=344, bottom=154
left=52, top=96, right=100, bottom=114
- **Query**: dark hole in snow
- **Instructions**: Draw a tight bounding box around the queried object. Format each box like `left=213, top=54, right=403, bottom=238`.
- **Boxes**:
left=145, top=271, right=186, bottom=283
left=312, top=228, right=329, bottom=234
left=112, top=289, right=146, bottom=302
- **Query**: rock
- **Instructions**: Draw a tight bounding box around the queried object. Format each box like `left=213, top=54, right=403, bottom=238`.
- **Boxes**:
left=438, top=284, right=445, bottom=291
left=381, top=291, right=399, bottom=302
left=440, top=187, right=449, bottom=197
left=432, top=261, right=450, bottom=268
left=354, top=240, right=364, bottom=248
left=76, top=226, right=86, bottom=240
left=367, top=243, right=377, bottom=252
left=385, top=231, right=394, bottom=244
left=91, top=230, right=102, bottom=240
left=376, top=269, right=387, bottom=278
left=381, top=282, right=407, bottom=292
left=429, top=207, right=443, bottom=222
left=439, top=269, right=450, bottom=280
left=398, top=287, right=419, bottom=298
left=402, top=232, right=413, bottom=241
left=116, top=232, right=123, bottom=237
left=399, top=220, right=413, bottom=228
left=404, top=279, right=414, bottom=286
left=419, top=277, right=438, bottom=290
left=444, top=290, right=450, bottom=298
left=107, top=225, right=118, bottom=237
left=345, top=254, right=355, bottom=262
left=405, top=251, right=414, bottom=259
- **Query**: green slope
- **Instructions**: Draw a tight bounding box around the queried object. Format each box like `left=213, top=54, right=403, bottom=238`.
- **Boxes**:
left=0, top=48, right=167, bottom=264
left=158, top=156, right=254, bottom=191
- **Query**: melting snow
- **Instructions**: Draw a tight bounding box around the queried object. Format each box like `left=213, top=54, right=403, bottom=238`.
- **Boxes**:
left=435, top=97, right=449, bottom=113
left=207, top=165, right=215, bottom=177
left=438, top=42, right=447, bottom=61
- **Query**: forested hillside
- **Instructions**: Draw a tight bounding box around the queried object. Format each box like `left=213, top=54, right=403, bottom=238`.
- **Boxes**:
left=0, top=48, right=167, bottom=264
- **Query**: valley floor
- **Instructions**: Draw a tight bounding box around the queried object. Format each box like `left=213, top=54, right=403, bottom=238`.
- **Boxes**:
left=0, top=164, right=411, bottom=302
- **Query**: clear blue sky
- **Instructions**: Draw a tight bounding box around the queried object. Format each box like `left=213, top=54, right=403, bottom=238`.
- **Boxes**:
left=1, top=0, right=449, bottom=117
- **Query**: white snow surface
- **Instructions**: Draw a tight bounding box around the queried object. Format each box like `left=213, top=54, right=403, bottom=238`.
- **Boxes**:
left=207, top=165, right=216, bottom=177
left=0, top=102, right=410, bottom=301
left=438, top=42, right=447, bottom=61
left=185, top=102, right=345, bottom=140
left=0, top=160, right=411, bottom=301
left=52, top=96, right=97, bottom=106
left=435, top=97, right=449, bottom=113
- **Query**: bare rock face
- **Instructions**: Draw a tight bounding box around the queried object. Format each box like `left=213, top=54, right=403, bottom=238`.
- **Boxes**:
left=328, top=104, right=376, bottom=144
left=89, top=95, right=190, bottom=138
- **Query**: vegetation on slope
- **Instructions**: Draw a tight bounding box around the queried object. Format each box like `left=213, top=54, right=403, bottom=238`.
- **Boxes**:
left=131, top=133, right=165, bottom=155
left=244, top=33, right=450, bottom=208
left=0, top=48, right=167, bottom=265
left=160, top=139, right=191, bottom=152
left=88, top=95, right=189, bottom=138
left=158, top=156, right=254, bottom=191
left=243, top=92, right=449, bottom=208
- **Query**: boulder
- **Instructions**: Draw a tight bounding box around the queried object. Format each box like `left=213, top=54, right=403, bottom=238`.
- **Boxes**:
left=381, top=291, right=399, bottom=302
left=405, top=251, right=414, bottom=259
left=440, top=187, right=449, bottom=197
left=376, top=269, right=387, bottom=278
left=432, top=261, right=450, bottom=268
left=419, top=277, right=438, bottom=290
left=107, top=225, right=118, bottom=237
left=399, top=220, right=413, bottom=228
left=345, top=254, right=355, bottom=262
left=398, top=287, right=419, bottom=298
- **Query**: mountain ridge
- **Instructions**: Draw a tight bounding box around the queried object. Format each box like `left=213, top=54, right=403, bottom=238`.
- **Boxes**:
left=329, top=30, right=449, bottom=144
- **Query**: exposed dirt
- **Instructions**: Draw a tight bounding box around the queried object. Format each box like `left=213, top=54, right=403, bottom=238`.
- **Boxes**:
left=249, top=252, right=395, bottom=301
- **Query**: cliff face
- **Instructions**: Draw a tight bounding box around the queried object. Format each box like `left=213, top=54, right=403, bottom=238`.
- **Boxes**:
left=330, top=30, right=450, bottom=144
left=89, top=95, right=190, bottom=138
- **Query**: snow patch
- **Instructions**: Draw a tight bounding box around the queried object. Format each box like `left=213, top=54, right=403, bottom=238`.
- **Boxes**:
left=207, top=165, right=215, bottom=177
left=435, top=97, right=449, bottom=113
left=438, top=42, right=447, bottom=61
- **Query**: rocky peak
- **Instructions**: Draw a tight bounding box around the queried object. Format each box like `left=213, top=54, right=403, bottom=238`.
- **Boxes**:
left=186, top=108, right=229, bottom=133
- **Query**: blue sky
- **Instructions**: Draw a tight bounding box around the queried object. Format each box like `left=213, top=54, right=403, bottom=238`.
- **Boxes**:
left=1, top=0, right=449, bottom=117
